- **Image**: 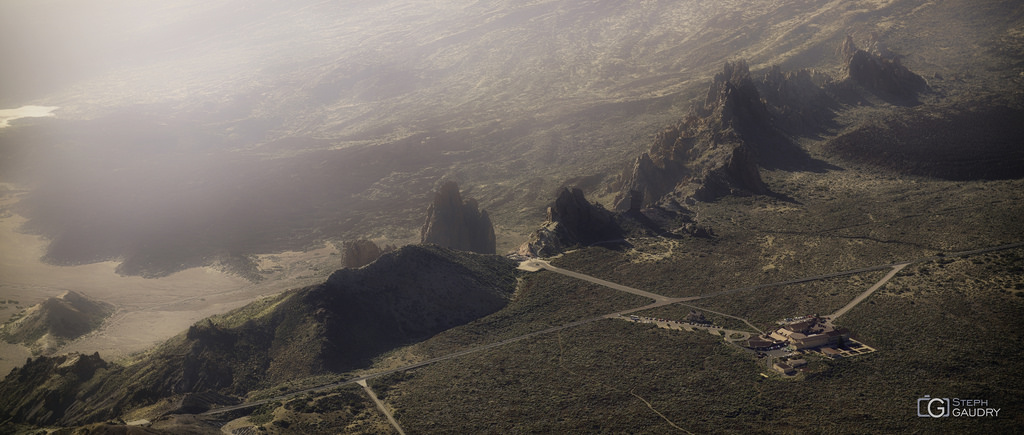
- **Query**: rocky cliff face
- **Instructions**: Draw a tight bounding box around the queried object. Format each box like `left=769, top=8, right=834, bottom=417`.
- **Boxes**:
left=0, top=352, right=108, bottom=427
left=0, top=291, right=115, bottom=355
left=519, top=188, right=623, bottom=257
left=841, top=35, right=929, bottom=99
left=420, top=181, right=496, bottom=255
left=612, top=44, right=934, bottom=208
left=153, top=245, right=516, bottom=396
left=758, top=65, right=836, bottom=135
left=611, top=61, right=770, bottom=209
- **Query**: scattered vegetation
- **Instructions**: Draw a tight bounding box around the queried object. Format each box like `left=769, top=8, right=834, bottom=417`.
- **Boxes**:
left=373, top=271, right=648, bottom=367
left=686, top=271, right=887, bottom=330
left=0, top=291, right=115, bottom=354
left=2, top=1, right=1023, bottom=433
left=242, top=385, right=393, bottom=434
left=363, top=251, right=1024, bottom=433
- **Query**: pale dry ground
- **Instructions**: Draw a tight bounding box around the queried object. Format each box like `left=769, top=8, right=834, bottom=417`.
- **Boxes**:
left=0, top=106, right=58, bottom=129
left=0, top=191, right=347, bottom=376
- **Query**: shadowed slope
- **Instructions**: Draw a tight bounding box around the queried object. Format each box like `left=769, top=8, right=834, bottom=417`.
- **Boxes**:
left=0, top=245, right=519, bottom=427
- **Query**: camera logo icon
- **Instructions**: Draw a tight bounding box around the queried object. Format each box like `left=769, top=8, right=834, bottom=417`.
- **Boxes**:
left=917, top=395, right=950, bottom=418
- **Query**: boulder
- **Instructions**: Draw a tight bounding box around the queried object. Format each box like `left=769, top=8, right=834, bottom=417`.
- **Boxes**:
left=341, top=239, right=384, bottom=268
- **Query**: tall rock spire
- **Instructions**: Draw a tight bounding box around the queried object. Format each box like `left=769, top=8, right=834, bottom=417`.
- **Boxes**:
left=420, top=181, right=496, bottom=254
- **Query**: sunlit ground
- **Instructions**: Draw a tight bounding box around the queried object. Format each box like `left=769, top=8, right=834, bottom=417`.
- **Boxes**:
left=0, top=106, right=58, bottom=129
left=0, top=189, right=344, bottom=375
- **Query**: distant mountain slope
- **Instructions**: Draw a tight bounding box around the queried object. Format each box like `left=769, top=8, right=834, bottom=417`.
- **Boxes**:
left=0, top=245, right=520, bottom=427
left=0, top=291, right=114, bottom=354
left=9, top=0, right=1022, bottom=276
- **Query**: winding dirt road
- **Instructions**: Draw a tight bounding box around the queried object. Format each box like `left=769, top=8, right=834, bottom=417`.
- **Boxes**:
left=204, top=242, right=1024, bottom=418
left=521, top=259, right=675, bottom=304
left=828, top=263, right=909, bottom=320
left=357, top=379, right=406, bottom=435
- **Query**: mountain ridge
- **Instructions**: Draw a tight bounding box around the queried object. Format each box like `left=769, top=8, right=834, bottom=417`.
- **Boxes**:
left=0, top=245, right=519, bottom=427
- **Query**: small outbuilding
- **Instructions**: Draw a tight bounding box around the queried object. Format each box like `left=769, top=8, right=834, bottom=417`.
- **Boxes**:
left=773, top=362, right=795, bottom=375
left=747, top=337, right=776, bottom=350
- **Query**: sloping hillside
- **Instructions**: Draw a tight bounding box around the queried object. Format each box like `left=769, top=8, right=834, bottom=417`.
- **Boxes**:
left=0, top=291, right=114, bottom=354
left=0, top=245, right=519, bottom=427
left=826, top=99, right=1024, bottom=180
left=8, top=0, right=1022, bottom=275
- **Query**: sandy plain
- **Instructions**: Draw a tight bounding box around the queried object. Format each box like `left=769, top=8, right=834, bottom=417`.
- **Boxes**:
left=0, top=189, right=344, bottom=376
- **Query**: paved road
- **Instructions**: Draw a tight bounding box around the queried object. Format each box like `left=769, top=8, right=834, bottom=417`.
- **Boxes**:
left=828, top=263, right=909, bottom=320
left=357, top=380, right=406, bottom=435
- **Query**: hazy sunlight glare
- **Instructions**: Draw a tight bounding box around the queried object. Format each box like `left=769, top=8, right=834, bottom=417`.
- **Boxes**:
left=0, top=106, right=59, bottom=128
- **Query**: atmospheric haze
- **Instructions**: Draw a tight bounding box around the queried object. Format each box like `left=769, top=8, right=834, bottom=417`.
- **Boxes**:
left=1, top=0, right=1023, bottom=433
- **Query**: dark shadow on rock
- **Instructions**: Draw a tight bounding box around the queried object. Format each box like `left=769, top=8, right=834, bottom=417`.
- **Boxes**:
left=838, top=35, right=930, bottom=107
left=745, top=129, right=843, bottom=175
left=518, top=187, right=626, bottom=257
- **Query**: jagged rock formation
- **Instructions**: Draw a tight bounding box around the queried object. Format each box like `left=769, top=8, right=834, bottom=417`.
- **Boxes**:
left=841, top=35, right=929, bottom=99
left=341, top=239, right=391, bottom=268
left=0, top=245, right=519, bottom=428
left=0, top=291, right=115, bottom=354
left=610, top=36, right=938, bottom=210
left=757, top=65, right=836, bottom=135
left=626, top=190, right=643, bottom=213
left=825, top=36, right=1023, bottom=179
left=518, top=188, right=623, bottom=257
left=420, top=181, right=496, bottom=255
left=0, top=352, right=108, bottom=427
left=611, top=61, right=771, bottom=209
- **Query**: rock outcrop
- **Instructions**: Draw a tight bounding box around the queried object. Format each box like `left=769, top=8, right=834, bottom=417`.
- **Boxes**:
left=0, top=245, right=519, bottom=428
left=420, top=181, right=496, bottom=255
left=0, top=352, right=109, bottom=426
left=757, top=65, right=835, bottom=135
left=341, top=239, right=389, bottom=268
left=610, top=36, right=936, bottom=209
left=841, top=35, right=928, bottom=99
left=611, top=61, right=770, bottom=209
left=0, top=291, right=115, bottom=354
left=518, top=188, right=623, bottom=257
